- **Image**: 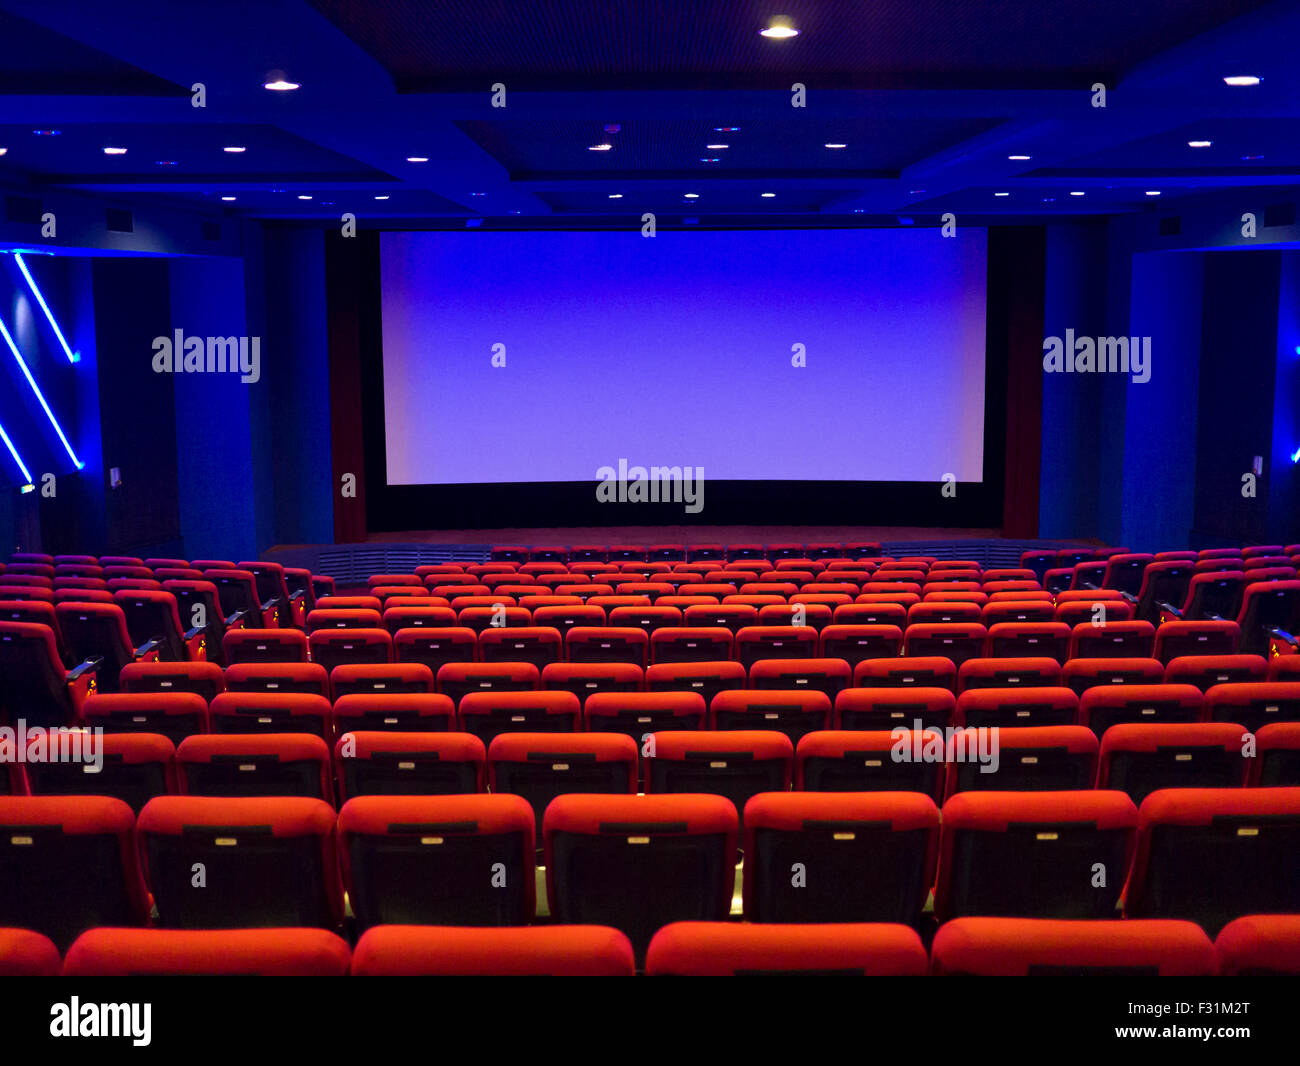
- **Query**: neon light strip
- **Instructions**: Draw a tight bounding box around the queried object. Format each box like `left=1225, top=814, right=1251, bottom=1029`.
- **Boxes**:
left=0, top=419, right=33, bottom=484
left=13, top=253, right=78, bottom=363
left=0, top=313, right=83, bottom=469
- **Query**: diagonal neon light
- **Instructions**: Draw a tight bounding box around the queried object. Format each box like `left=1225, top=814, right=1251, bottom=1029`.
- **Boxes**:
left=1291, top=445, right=1300, bottom=464
left=13, top=253, right=79, bottom=363
left=0, top=312, right=83, bottom=469
left=0, top=419, right=33, bottom=484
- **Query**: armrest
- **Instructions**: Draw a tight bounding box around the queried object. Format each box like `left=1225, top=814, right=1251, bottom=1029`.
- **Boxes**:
left=135, top=637, right=164, bottom=658
left=1081, top=581, right=1100, bottom=590
left=67, top=656, right=103, bottom=681
left=260, top=596, right=281, bottom=612
left=225, top=608, right=247, bottom=628
left=1269, top=627, right=1299, bottom=648
left=184, top=624, right=204, bottom=641
left=1119, top=591, right=1139, bottom=605
left=289, top=590, right=306, bottom=602
left=1157, top=601, right=1183, bottom=620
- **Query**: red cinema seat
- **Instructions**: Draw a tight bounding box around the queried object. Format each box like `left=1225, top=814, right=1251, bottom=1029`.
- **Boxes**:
left=1165, top=654, right=1268, bottom=692
left=853, top=656, right=957, bottom=691
left=138, top=795, right=342, bottom=929
left=436, top=661, right=539, bottom=706
left=1252, top=722, right=1300, bottom=786
left=644, top=661, right=745, bottom=707
left=22, top=732, right=175, bottom=814
left=710, top=689, right=831, bottom=742
left=1098, top=722, right=1248, bottom=804
left=542, top=661, right=644, bottom=704
left=1270, top=656, right=1300, bottom=682
left=177, top=733, right=332, bottom=803
left=818, top=624, right=903, bottom=666
left=944, top=725, right=1098, bottom=797
left=908, top=601, right=981, bottom=626
left=834, top=686, right=955, bottom=731
left=530, top=604, right=606, bottom=635
left=381, top=605, right=457, bottom=635
left=240, top=561, right=298, bottom=628
left=743, top=791, right=938, bottom=925
left=734, top=626, right=818, bottom=668
left=56, top=601, right=159, bottom=693
left=566, top=626, right=649, bottom=667
left=1068, top=619, right=1156, bottom=659
left=208, top=691, right=331, bottom=739
left=833, top=602, right=907, bottom=627
left=1166, top=572, right=1247, bottom=624
left=1055, top=600, right=1134, bottom=627
left=489, top=731, right=638, bottom=837
left=393, top=626, right=476, bottom=674
left=63, top=927, right=351, bottom=976
left=545, top=793, right=738, bottom=956
left=224, top=662, right=329, bottom=697
left=1153, top=619, right=1240, bottom=663
left=457, top=689, right=579, bottom=743
left=795, top=729, right=945, bottom=799
left=0, top=620, right=101, bottom=728
left=647, top=730, right=792, bottom=817
left=334, top=730, right=484, bottom=800
left=339, top=794, right=534, bottom=930
left=456, top=606, right=528, bottom=632
left=958, top=656, right=1062, bottom=692
left=222, top=627, right=308, bottom=665
left=1204, top=681, right=1300, bottom=733
left=352, top=925, right=635, bottom=976
left=650, top=626, right=734, bottom=664
left=1129, top=561, right=1194, bottom=624
left=982, top=601, right=1057, bottom=626
left=331, top=693, right=455, bottom=735
left=1062, top=657, right=1165, bottom=696
left=646, top=922, right=927, bottom=976
left=931, top=918, right=1215, bottom=976
left=748, top=657, right=847, bottom=702
left=119, top=660, right=225, bottom=702
left=330, top=662, right=434, bottom=699
left=83, top=692, right=208, bottom=745
left=115, top=589, right=205, bottom=663
left=308, top=629, right=393, bottom=673
left=476, top=626, right=563, bottom=668
left=1236, top=580, right=1300, bottom=657
left=984, top=621, right=1071, bottom=663
left=1078, top=683, right=1204, bottom=737
left=1124, top=787, right=1300, bottom=935
left=307, top=608, right=383, bottom=633
left=0, top=928, right=61, bottom=976
left=934, top=790, right=1138, bottom=922
left=1214, top=915, right=1300, bottom=976
left=205, top=569, right=275, bottom=629
left=903, top=623, right=987, bottom=667
left=954, top=686, right=1079, bottom=729
left=0, top=796, right=149, bottom=949
left=585, top=690, right=706, bottom=741
left=683, top=604, right=758, bottom=634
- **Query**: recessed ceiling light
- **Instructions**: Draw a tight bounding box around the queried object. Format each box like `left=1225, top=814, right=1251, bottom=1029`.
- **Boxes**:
left=1070, top=191, right=1085, bottom=196
left=684, top=193, right=699, bottom=199
left=32, top=130, right=60, bottom=136
left=406, top=156, right=429, bottom=163
left=1241, top=153, right=1264, bottom=160
left=155, top=160, right=177, bottom=166
left=1223, top=75, right=1261, bottom=86
left=470, top=192, right=486, bottom=197
left=223, top=146, right=246, bottom=153
left=761, top=192, right=775, bottom=198
left=1008, top=154, right=1031, bottom=161
left=706, top=144, right=729, bottom=150
left=297, top=195, right=312, bottom=200
left=263, top=73, right=299, bottom=91
left=713, top=127, right=740, bottom=133
left=608, top=193, right=623, bottom=199
left=824, top=143, right=847, bottom=149
left=994, top=191, right=1010, bottom=197
left=760, top=16, right=799, bottom=38
left=1145, top=190, right=1161, bottom=196
left=1188, top=140, right=1212, bottom=148
left=700, top=157, right=721, bottom=163
left=221, top=196, right=236, bottom=201
left=0, top=148, right=7, bottom=156
left=1042, top=197, right=1056, bottom=203
left=852, top=209, right=865, bottom=214
left=103, top=146, right=127, bottom=155
left=374, top=195, right=390, bottom=200
left=588, top=143, right=612, bottom=152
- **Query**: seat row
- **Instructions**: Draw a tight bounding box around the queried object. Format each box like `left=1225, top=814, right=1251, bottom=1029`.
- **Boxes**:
left=6, top=719, right=1298, bottom=813
left=4, top=915, right=1296, bottom=976
left=3, top=788, right=1299, bottom=951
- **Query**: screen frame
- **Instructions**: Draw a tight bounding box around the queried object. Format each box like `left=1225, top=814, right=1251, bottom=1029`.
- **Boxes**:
left=350, top=227, right=1013, bottom=532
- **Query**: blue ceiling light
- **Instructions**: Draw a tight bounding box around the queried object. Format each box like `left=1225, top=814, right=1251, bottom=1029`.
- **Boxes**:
left=0, top=313, right=84, bottom=469
left=1291, top=445, right=1300, bottom=464
left=0, top=419, right=33, bottom=485
left=13, top=253, right=79, bottom=363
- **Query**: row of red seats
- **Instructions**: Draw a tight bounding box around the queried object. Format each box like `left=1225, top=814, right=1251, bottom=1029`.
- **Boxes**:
left=4, top=916, right=1295, bottom=976
left=6, top=720, right=1297, bottom=813
left=3, top=787, right=1298, bottom=949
